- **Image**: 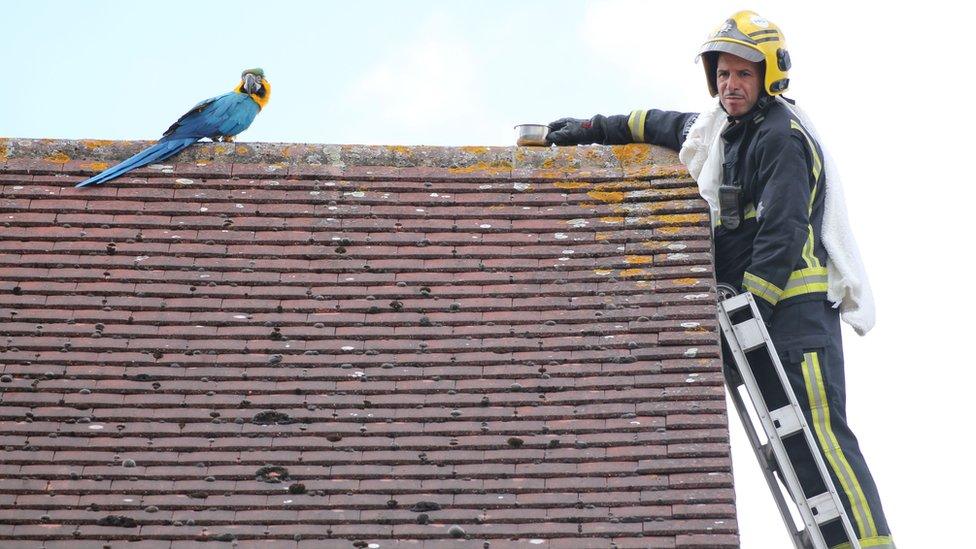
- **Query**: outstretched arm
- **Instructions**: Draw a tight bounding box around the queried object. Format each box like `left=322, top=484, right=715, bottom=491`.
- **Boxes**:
left=546, top=110, right=698, bottom=151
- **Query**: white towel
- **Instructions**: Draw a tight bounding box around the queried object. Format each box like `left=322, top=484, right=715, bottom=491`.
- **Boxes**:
left=679, top=97, right=875, bottom=335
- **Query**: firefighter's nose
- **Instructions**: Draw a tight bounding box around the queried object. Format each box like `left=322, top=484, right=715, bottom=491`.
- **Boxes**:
left=727, top=74, right=741, bottom=90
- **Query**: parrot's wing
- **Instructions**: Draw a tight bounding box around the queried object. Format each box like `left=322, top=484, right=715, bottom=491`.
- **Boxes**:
left=162, top=95, right=221, bottom=139
left=161, top=93, right=258, bottom=141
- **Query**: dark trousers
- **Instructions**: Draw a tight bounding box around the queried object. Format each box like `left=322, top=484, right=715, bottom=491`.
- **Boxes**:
left=725, top=305, right=894, bottom=548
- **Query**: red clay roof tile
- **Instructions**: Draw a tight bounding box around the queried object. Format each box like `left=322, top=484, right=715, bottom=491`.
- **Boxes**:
left=0, top=138, right=735, bottom=546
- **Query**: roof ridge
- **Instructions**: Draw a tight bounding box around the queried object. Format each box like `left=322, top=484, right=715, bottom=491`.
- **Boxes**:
left=0, top=137, right=686, bottom=178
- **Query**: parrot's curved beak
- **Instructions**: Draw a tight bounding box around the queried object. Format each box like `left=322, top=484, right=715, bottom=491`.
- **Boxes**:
left=242, top=73, right=262, bottom=95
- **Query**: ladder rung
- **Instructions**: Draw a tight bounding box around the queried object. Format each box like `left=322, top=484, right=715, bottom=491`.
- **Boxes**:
left=719, top=292, right=755, bottom=315
left=769, top=405, right=803, bottom=437
left=732, top=318, right=767, bottom=351
left=807, top=492, right=842, bottom=524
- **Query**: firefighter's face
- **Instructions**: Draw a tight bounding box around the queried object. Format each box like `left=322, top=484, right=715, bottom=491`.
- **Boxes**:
left=716, top=53, right=762, bottom=117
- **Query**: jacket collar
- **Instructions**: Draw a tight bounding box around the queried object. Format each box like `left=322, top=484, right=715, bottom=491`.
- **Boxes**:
left=723, top=94, right=773, bottom=123
left=721, top=94, right=773, bottom=139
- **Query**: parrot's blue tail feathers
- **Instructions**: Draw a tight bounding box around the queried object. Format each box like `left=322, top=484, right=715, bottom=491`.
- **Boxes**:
left=75, top=138, right=198, bottom=187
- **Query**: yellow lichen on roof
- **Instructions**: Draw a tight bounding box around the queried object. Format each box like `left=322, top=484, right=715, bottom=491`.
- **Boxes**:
left=553, top=181, right=590, bottom=190
left=82, top=162, right=110, bottom=171
left=576, top=146, right=614, bottom=164
left=646, top=213, right=709, bottom=225
left=387, top=145, right=413, bottom=157
left=45, top=152, right=70, bottom=163
left=523, top=165, right=588, bottom=179
left=611, top=202, right=671, bottom=216
left=648, top=165, right=689, bottom=178
left=640, top=241, right=669, bottom=251
left=447, top=161, right=509, bottom=175
left=619, top=268, right=647, bottom=278
left=82, top=139, right=116, bottom=150
left=625, top=255, right=653, bottom=265
left=639, top=187, right=699, bottom=199
left=612, top=144, right=652, bottom=167
left=593, top=180, right=654, bottom=192
left=600, top=216, right=625, bottom=224
left=587, top=191, right=625, bottom=203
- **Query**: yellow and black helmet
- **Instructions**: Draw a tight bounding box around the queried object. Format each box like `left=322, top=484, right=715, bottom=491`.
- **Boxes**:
left=698, top=10, right=791, bottom=97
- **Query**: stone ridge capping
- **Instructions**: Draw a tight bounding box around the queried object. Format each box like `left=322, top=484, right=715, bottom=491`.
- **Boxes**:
left=0, top=138, right=688, bottom=181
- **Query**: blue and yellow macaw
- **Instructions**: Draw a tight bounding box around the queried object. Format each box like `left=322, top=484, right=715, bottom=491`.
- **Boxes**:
left=76, top=68, right=271, bottom=187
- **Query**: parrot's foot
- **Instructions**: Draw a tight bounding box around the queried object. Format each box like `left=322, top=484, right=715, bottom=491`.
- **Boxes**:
left=221, top=135, right=236, bottom=143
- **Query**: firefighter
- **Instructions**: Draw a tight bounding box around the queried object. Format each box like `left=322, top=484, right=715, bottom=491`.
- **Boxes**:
left=545, top=10, right=894, bottom=549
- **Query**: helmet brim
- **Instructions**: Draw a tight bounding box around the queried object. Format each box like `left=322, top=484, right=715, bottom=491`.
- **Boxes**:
left=698, top=40, right=764, bottom=63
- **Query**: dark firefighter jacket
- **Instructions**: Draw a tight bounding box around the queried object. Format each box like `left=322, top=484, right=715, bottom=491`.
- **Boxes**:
left=589, top=98, right=832, bottom=352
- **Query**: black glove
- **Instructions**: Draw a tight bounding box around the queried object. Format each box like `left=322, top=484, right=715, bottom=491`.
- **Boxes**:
left=546, top=116, right=606, bottom=146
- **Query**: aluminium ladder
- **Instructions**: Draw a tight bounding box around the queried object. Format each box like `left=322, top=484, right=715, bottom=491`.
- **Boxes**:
left=717, top=289, right=861, bottom=549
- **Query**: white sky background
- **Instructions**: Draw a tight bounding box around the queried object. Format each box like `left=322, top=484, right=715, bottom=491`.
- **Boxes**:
left=3, top=1, right=975, bottom=546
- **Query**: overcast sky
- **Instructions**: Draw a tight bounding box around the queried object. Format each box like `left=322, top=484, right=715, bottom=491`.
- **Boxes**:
left=4, top=1, right=974, bottom=547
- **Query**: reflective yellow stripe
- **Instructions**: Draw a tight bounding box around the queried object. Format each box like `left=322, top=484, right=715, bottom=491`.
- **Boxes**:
left=744, top=202, right=756, bottom=220
left=788, top=120, right=823, bottom=270
left=830, top=535, right=895, bottom=549
left=742, top=271, right=782, bottom=305
left=628, top=110, right=648, bottom=143
left=781, top=266, right=828, bottom=300
left=791, top=119, right=822, bottom=181
left=712, top=202, right=755, bottom=228
left=801, top=226, right=821, bottom=269
left=802, top=352, right=878, bottom=539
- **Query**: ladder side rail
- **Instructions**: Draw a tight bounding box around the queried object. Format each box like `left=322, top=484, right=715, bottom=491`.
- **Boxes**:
left=718, top=305, right=831, bottom=549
